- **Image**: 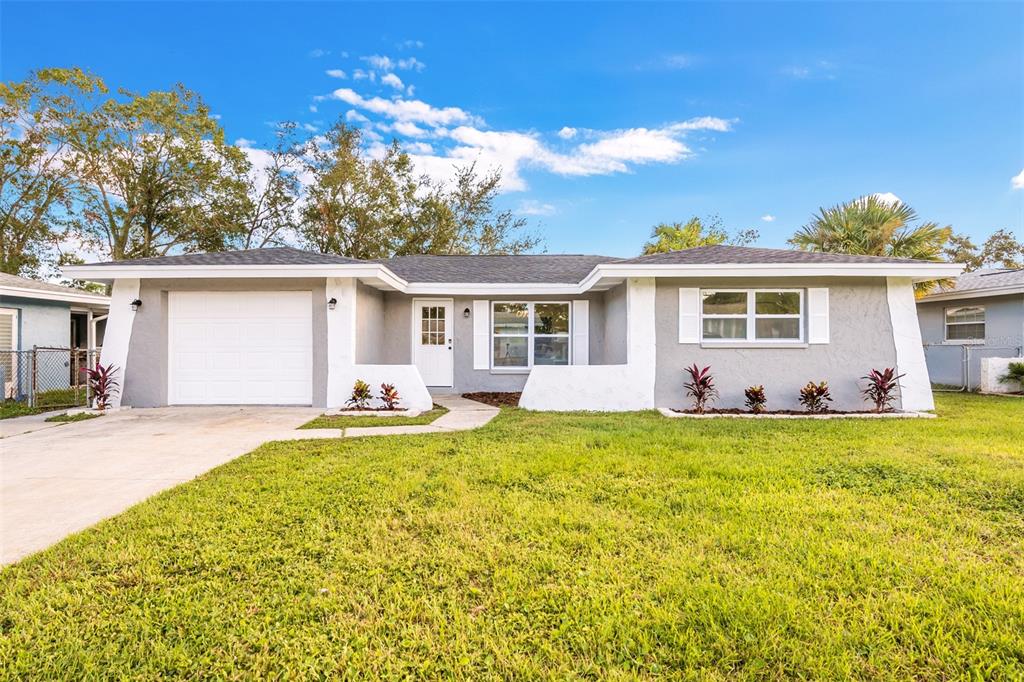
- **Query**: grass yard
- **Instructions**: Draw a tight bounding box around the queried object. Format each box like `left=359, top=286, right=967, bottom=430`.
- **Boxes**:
left=0, top=400, right=38, bottom=420
left=299, top=405, right=449, bottom=429
left=1, top=394, right=1022, bottom=678
left=43, top=411, right=102, bottom=423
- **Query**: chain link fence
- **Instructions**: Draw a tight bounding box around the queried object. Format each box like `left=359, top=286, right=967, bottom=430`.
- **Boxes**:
left=1, top=347, right=100, bottom=410
left=924, top=338, right=1023, bottom=391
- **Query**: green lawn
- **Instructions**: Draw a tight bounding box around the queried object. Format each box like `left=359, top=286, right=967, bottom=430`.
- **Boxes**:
left=1, top=394, right=1022, bottom=678
left=0, top=400, right=39, bottom=420
left=0, top=388, right=90, bottom=420
left=299, top=405, right=449, bottom=429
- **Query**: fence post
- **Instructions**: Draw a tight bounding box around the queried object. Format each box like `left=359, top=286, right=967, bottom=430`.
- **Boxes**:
left=29, top=347, right=37, bottom=408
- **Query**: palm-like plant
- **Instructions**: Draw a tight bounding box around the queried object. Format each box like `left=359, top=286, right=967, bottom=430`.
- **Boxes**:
left=789, top=195, right=952, bottom=294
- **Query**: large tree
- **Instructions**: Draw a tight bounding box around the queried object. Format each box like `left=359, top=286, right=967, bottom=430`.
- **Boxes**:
left=642, top=216, right=757, bottom=255
left=64, top=82, right=249, bottom=261
left=790, top=195, right=951, bottom=293
left=0, top=68, right=104, bottom=276
left=233, top=123, right=302, bottom=250
left=298, top=121, right=540, bottom=259
left=944, top=229, right=1024, bottom=272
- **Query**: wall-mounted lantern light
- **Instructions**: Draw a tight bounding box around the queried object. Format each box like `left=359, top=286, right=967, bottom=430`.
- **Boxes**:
left=463, top=307, right=471, bottom=318
left=130, top=298, right=142, bottom=312
left=327, top=297, right=337, bottom=311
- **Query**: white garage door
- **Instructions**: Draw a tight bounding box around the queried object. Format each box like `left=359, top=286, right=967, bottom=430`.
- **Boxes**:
left=168, top=291, right=313, bottom=405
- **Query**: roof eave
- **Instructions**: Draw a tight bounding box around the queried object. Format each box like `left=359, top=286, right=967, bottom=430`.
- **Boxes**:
left=0, top=284, right=111, bottom=306
left=918, top=284, right=1024, bottom=302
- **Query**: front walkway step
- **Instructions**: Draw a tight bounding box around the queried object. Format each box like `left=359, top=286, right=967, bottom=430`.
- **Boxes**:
left=344, top=395, right=498, bottom=439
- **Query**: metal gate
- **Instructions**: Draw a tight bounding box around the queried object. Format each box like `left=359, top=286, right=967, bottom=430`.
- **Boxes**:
left=0, top=347, right=100, bottom=409
left=924, top=340, right=1023, bottom=391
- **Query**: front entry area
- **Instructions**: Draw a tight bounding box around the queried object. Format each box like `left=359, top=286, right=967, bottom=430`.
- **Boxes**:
left=412, top=298, right=454, bottom=387
left=168, top=291, right=313, bottom=405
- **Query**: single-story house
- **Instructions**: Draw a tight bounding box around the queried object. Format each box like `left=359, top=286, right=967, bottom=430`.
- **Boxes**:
left=1, top=272, right=110, bottom=399
left=917, top=268, right=1024, bottom=389
left=63, top=245, right=960, bottom=412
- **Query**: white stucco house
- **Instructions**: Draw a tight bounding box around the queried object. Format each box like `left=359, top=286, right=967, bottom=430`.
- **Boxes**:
left=63, top=245, right=960, bottom=413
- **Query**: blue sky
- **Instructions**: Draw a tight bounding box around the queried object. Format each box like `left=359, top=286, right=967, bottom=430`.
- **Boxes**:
left=3, top=1, right=1022, bottom=257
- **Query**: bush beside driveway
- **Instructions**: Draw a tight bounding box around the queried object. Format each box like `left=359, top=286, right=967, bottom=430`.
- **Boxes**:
left=1, top=394, right=1022, bottom=678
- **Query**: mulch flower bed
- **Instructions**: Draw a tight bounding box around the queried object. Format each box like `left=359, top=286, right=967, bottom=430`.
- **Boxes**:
left=462, top=392, right=521, bottom=408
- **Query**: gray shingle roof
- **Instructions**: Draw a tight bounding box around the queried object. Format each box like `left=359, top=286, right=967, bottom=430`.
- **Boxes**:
left=83, top=247, right=364, bottom=267
left=381, top=254, right=619, bottom=283
left=0, top=271, right=109, bottom=298
left=617, top=245, right=943, bottom=265
left=925, top=268, right=1024, bottom=297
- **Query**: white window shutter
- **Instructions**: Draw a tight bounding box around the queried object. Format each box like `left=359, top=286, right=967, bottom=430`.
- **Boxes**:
left=572, top=300, right=589, bottom=365
left=473, top=300, right=490, bottom=369
left=678, top=288, right=700, bottom=343
left=807, top=288, right=830, bottom=344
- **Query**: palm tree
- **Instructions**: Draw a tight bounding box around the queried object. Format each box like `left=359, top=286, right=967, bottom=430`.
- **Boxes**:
left=789, top=195, right=952, bottom=293
left=642, top=216, right=757, bottom=255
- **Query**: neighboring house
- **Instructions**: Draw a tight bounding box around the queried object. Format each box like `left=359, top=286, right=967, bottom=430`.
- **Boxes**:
left=917, top=268, right=1024, bottom=389
left=0, top=272, right=110, bottom=399
left=63, top=245, right=959, bottom=412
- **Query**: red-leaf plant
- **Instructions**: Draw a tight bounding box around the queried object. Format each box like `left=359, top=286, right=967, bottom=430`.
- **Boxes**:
left=683, top=364, right=718, bottom=414
left=744, top=385, right=767, bottom=414
left=86, top=362, right=120, bottom=411
left=379, top=383, right=401, bottom=410
left=346, top=379, right=372, bottom=409
left=799, top=381, right=832, bottom=413
left=861, top=367, right=906, bottom=412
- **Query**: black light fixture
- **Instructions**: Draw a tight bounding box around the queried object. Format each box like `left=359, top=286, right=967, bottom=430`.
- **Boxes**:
left=327, top=297, right=337, bottom=311
left=463, top=307, right=471, bottom=318
left=130, top=298, right=142, bottom=312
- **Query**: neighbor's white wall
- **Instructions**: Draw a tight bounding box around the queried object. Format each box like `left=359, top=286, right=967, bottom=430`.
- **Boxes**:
left=886, top=277, right=935, bottom=411
left=980, top=357, right=1024, bottom=394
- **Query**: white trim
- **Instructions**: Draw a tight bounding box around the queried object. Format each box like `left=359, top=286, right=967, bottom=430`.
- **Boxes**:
left=886, top=277, right=934, bottom=411
left=0, top=284, right=110, bottom=306
left=0, top=307, right=20, bottom=350
left=472, top=300, right=489, bottom=370
left=64, top=259, right=964, bottom=294
left=326, top=278, right=355, bottom=407
left=678, top=288, right=700, bottom=344
left=699, top=289, right=804, bottom=344
left=807, top=288, right=830, bottom=344
left=572, top=300, right=589, bottom=365
left=919, top=285, right=1024, bottom=302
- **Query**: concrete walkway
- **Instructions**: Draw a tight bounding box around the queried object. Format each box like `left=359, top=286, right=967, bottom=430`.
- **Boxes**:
left=342, top=394, right=499, bottom=438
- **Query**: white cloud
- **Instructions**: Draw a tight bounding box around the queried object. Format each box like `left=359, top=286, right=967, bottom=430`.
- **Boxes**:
left=302, top=123, right=318, bottom=132
left=666, top=116, right=734, bottom=133
left=308, top=48, right=329, bottom=58
left=330, top=88, right=476, bottom=126
left=662, top=54, right=693, bottom=69
left=761, top=214, right=776, bottom=222
left=406, top=141, right=433, bottom=154
left=515, top=200, right=556, bottom=216
left=361, top=54, right=425, bottom=72
left=234, top=137, right=255, bottom=147
left=325, top=69, right=347, bottom=79
left=871, top=192, right=902, bottom=205
left=381, top=73, right=404, bottom=90
left=1012, top=169, right=1024, bottom=189
left=361, top=54, right=394, bottom=71
left=782, top=60, right=837, bottom=80
left=392, top=121, right=427, bottom=137
left=309, top=104, right=318, bottom=113
left=397, top=57, right=426, bottom=72
left=353, top=69, right=375, bottom=82
left=557, top=126, right=577, bottom=140
left=345, top=109, right=370, bottom=123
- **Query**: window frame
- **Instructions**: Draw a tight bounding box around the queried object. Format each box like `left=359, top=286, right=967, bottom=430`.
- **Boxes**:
left=490, top=300, right=572, bottom=371
left=699, top=289, right=805, bottom=344
left=943, top=305, right=986, bottom=344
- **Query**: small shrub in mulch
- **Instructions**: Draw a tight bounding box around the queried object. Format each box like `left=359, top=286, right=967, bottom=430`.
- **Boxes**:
left=462, top=392, right=521, bottom=408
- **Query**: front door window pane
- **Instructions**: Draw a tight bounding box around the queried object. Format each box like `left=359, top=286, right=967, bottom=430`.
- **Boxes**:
left=421, top=306, right=446, bottom=345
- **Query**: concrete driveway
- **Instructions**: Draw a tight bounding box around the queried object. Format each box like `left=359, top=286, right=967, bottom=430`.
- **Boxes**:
left=1, top=406, right=324, bottom=565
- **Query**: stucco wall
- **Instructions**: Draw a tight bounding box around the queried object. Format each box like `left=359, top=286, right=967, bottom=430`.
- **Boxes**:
left=654, top=277, right=900, bottom=411
left=917, top=294, right=1024, bottom=388
left=355, top=282, right=385, bottom=364
left=602, top=283, right=627, bottom=365
left=124, top=278, right=329, bottom=407
left=0, top=295, right=70, bottom=349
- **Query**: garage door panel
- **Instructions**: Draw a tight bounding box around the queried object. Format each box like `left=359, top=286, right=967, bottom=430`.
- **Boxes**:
left=169, top=291, right=313, bottom=405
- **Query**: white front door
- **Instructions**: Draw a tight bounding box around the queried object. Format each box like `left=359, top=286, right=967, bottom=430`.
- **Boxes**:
left=413, top=299, right=454, bottom=387
left=168, top=291, right=313, bottom=405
